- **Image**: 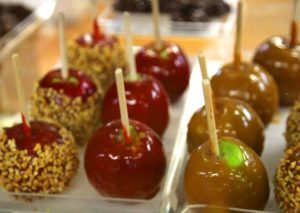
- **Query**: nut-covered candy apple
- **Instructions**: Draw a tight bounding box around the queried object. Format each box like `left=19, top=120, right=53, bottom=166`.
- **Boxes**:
left=135, top=40, right=190, bottom=103
left=0, top=118, right=79, bottom=193
left=187, top=97, right=265, bottom=155
left=84, top=119, right=166, bottom=199
left=67, top=19, right=126, bottom=93
left=184, top=136, right=270, bottom=210
left=211, top=62, right=279, bottom=126
left=102, top=73, right=170, bottom=136
left=31, top=68, right=101, bottom=145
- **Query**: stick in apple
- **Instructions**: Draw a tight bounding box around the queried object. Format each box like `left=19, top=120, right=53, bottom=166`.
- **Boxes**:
left=151, top=0, right=162, bottom=49
left=234, top=0, right=243, bottom=68
left=202, top=79, right=219, bottom=157
left=115, top=68, right=130, bottom=136
left=123, top=12, right=138, bottom=80
left=290, top=0, right=299, bottom=48
left=58, top=13, right=68, bottom=79
left=12, top=53, right=31, bottom=135
left=198, top=53, right=209, bottom=80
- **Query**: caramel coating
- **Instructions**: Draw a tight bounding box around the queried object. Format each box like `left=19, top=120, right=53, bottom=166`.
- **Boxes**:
left=184, top=137, right=270, bottom=210
left=285, top=97, right=300, bottom=148
left=187, top=97, right=265, bottom=155
left=274, top=143, right=300, bottom=212
left=253, top=36, right=300, bottom=106
left=211, top=62, right=279, bottom=126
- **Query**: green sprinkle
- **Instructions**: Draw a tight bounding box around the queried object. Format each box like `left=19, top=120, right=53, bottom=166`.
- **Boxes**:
left=124, top=73, right=142, bottom=81
left=159, top=49, right=170, bottom=60
left=68, top=76, right=79, bottom=84
left=52, top=77, right=62, bottom=83
left=219, top=139, right=244, bottom=168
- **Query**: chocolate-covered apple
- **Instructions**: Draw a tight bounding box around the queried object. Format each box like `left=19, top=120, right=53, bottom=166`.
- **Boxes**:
left=0, top=119, right=79, bottom=193
left=187, top=97, right=265, bottom=155
left=184, top=137, right=270, bottom=210
left=211, top=63, right=278, bottom=126
left=135, top=40, right=190, bottom=102
left=253, top=9, right=300, bottom=106
left=84, top=119, right=166, bottom=199
left=67, top=18, right=126, bottom=93
left=102, top=73, right=170, bottom=136
left=31, top=68, right=101, bottom=145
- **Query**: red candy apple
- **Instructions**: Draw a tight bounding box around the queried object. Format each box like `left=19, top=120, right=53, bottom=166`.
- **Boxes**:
left=84, top=119, right=166, bottom=199
left=135, top=40, right=190, bottom=102
left=39, top=68, right=97, bottom=102
left=102, top=74, right=170, bottom=136
left=4, top=119, right=64, bottom=155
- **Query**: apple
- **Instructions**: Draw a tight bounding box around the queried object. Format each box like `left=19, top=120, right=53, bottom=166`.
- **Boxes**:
left=135, top=40, right=190, bottom=102
left=187, top=97, right=265, bottom=155
left=39, top=68, right=97, bottom=102
left=253, top=36, right=300, bottom=106
left=101, top=73, right=170, bottom=136
left=84, top=119, right=166, bottom=199
left=210, top=62, right=279, bottom=126
left=184, top=137, right=269, bottom=210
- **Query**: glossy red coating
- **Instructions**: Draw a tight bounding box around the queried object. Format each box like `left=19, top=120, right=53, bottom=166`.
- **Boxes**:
left=84, top=119, right=166, bottom=199
left=4, top=120, right=63, bottom=155
left=135, top=40, right=190, bottom=102
left=101, top=74, right=170, bottom=136
left=39, top=68, right=97, bottom=102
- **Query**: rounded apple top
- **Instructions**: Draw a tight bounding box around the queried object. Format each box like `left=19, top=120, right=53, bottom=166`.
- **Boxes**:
left=135, top=40, right=190, bottom=102
left=39, top=68, right=97, bottom=102
left=184, top=137, right=270, bottom=210
left=102, top=73, right=170, bottom=136
left=187, top=97, right=264, bottom=155
left=211, top=61, right=279, bottom=126
left=4, top=120, right=64, bottom=155
left=253, top=36, right=300, bottom=106
left=84, top=119, right=166, bottom=199
left=76, top=32, right=118, bottom=48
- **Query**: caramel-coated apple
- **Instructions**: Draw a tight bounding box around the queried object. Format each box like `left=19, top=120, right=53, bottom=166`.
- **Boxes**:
left=184, top=137, right=270, bottom=210
left=0, top=119, right=79, bottom=193
left=84, top=119, right=166, bottom=199
left=211, top=62, right=279, bottom=126
left=31, top=68, right=101, bottom=145
left=102, top=73, right=170, bottom=136
left=253, top=36, right=300, bottom=106
left=135, top=40, right=190, bottom=102
left=187, top=97, right=265, bottom=155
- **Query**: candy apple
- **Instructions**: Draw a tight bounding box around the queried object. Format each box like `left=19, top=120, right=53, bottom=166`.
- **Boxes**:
left=210, top=62, right=279, bottom=126
left=187, top=97, right=265, bottom=155
left=84, top=119, right=166, bottom=199
left=184, top=137, right=269, bottom=210
left=102, top=73, right=170, bottom=136
left=253, top=36, right=300, bottom=106
left=135, top=40, right=190, bottom=102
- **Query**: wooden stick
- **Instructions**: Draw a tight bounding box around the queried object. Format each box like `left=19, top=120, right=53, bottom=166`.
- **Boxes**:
left=58, top=13, right=68, bottom=79
left=290, top=0, right=299, bottom=48
left=234, top=0, right=243, bottom=67
left=202, top=79, right=219, bottom=157
left=123, top=12, right=138, bottom=79
left=12, top=54, right=30, bottom=125
left=115, top=68, right=130, bottom=136
left=198, top=52, right=209, bottom=80
left=151, top=0, right=162, bottom=49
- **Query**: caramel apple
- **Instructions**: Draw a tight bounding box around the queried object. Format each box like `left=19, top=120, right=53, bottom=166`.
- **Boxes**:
left=274, top=143, right=300, bottom=212
left=184, top=136, right=270, bottom=210
left=84, top=119, right=166, bottom=199
left=211, top=62, right=279, bottom=126
left=135, top=40, right=190, bottom=102
left=67, top=19, right=126, bottom=93
left=253, top=7, right=300, bottom=106
left=187, top=97, right=265, bottom=155
left=0, top=119, right=79, bottom=193
left=285, top=96, right=300, bottom=148
left=102, top=73, right=170, bottom=136
left=31, top=68, right=101, bottom=145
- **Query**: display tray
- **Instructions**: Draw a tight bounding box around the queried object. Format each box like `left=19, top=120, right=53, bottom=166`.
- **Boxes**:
left=99, top=0, right=237, bottom=37
left=160, top=60, right=286, bottom=213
